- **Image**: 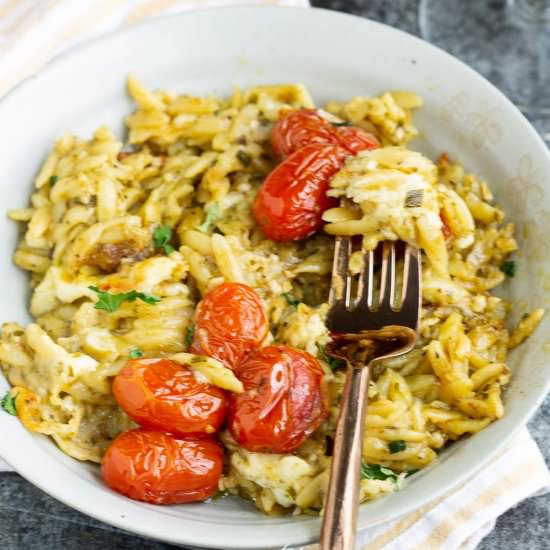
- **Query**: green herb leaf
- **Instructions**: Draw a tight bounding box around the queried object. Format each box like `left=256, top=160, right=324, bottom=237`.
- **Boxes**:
left=360, top=462, right=398, bottom=483
left=236, top=150, right=252, bottom=166
left=88, top=286, right=127, bottom=312
left=282, top=292, right=300, bottom=308
left=388, top=440, right=406, bottom=454
left=318, top=345, right=345, bottom=371
left=49, top=175, right=58, bottom=187
left=501, top=260, right=516, bottom=277
left=211, top=490, right=229, bottom=501
left=185, top=324, right=196, bottom=347
left=330, top=121, right=352, bottom=127
left=406, top=469, right=420, bottom=477
left=1, top=391, right=17, bottom=416
left=153, top=225, right=175, bottom=255
left=133, top=292, right=161, bottom=305
left=88, top=286, right=161, bottom=313
left=328, top=356, right=345, bottom=370
left=197, top=203, right=220, bottom=233
left=129, top=348, right=144, bottom=359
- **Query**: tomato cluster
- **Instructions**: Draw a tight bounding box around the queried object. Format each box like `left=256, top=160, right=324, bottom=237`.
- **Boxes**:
left=253, top=109, right=379, bottom=241
left=103, top=356, right=227, bottom=505
left=102, top=283, right=328, bottom=505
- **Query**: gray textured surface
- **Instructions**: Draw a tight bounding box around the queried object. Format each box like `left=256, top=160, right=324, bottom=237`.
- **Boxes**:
left=1, top=1, right=549, bottom=549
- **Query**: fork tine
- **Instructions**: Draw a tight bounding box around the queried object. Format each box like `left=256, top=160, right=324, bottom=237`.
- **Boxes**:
left=379, top=242, right=396, bottom=309
left=356, top=246, right=374, bottom=310
left=328, top=236, right=352, bottom=308
left=401, top=245, right=421, bottom=323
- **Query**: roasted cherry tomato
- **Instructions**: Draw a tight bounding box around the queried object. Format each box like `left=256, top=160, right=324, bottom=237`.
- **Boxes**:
left=334, top=125, right=380, bottom=154
left=228, top=345, right=329, bottom=453
left=272, top=109, right=341, bottom=158
left=113, top=358, right=227, bottom=436
left=253, top=143, right=348, bottom=241
left=271, top=109, right=379, bottom=158
left=190, top=283, right=268, bottom=369
left=101, top=429, right=223, bottom=504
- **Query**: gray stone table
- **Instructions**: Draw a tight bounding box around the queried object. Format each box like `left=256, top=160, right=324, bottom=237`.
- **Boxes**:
left=1, top=1, right=549, bottom=549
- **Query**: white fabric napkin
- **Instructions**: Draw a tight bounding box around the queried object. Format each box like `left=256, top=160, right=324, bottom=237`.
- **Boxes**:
left=287, top=429, right=550, bottom=550
left=1, top=1, right=549, bottom=549
left=359, top=429, right=549, bottom=550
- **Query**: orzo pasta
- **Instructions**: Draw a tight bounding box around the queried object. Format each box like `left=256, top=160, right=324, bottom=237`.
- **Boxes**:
left=0, top=76, right=543, bottom=514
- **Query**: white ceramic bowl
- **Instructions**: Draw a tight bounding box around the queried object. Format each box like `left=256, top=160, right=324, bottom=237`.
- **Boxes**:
left=1, top=6, right=549, bottom=549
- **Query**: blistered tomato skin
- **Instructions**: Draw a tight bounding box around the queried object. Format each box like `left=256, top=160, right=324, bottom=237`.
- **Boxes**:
left=335, top=125, right=380, bottom=154
left=113, top=358, right=227, bottom=436
left=190, top=282, right=268, bottom=369
left=228, top=345, right=329, bottom=454
left=253, top=143, right=348, bottom=241
left=272, top=109, right=342, bottom=158
left=271, top=109, right=379, bottom=158
left=101, top=429, right=223, bottom=504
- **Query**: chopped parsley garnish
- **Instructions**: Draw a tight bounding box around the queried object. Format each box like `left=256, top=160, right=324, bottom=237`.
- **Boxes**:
left=327, top=356, right=345, bottom=370
left=49, top=175, right=58, bottom=187
left=318, top=345, right=345, bottom=370
left=197, top=202, right=220, bottom=233
left=129, top=348, right=144, bottom=359
left=185, top=324, right=196, bottom=347
left=360, top=463, right=398, bottom=483
left=501, top=260, right=516, bottom=277
left=282, top=292, right=300, bottom=308
left=1, top=391, right=17, bottom=416
left=236, top=150, right=252, bottom=166
left=88, top=286, right=161, bottom=313
left=331, top=121, right=352, bottom=127
left=389, top=440, right=406, bottom=454
left=153, top=225, right=175, bottom=255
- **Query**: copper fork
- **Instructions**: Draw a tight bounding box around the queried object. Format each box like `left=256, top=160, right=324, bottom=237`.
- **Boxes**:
left=319, top=238, right=422, bottom=550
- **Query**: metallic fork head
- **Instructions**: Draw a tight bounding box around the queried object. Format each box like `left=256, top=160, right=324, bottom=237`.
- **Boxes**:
left=326, top=237, right=421, bottom=335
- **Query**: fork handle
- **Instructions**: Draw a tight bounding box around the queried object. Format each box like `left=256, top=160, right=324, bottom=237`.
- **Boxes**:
left=320, top=364, right=370, bottom=550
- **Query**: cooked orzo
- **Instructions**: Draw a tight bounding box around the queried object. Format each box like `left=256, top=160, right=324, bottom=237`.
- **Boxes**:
left=0, top=76, right=543, bottom=514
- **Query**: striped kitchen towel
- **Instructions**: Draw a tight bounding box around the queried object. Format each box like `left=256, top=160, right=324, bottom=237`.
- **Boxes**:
left=287, top=429, right=550, bottom=550
left=0, top=0, right=308, bottom=98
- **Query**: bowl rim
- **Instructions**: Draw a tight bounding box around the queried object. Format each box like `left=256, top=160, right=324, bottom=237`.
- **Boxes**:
left=0, top=5, right=549, bottom=549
